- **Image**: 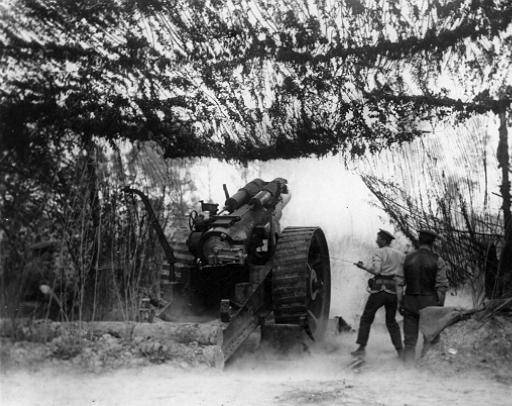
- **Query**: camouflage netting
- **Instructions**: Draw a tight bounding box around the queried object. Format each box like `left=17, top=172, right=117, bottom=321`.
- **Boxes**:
left=419, top=315, right=512, bottom=384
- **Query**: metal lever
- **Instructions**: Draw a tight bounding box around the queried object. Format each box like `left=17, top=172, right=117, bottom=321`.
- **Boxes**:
left=222, top=184, right=230, bottom=200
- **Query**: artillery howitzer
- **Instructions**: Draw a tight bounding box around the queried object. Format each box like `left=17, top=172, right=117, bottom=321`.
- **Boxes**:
left=123, top=178, right=331, bottom=364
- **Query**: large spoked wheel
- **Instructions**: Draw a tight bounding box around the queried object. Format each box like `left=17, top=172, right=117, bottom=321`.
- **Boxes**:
left=272, top=227, right=331, bottom=340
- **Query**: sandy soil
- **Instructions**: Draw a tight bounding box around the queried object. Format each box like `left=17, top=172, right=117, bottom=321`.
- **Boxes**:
left=1, top=323, right=510, bottom=406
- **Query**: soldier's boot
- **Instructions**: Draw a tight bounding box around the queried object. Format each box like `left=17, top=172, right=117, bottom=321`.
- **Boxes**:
left=403, top=347, right=415, bottom=364
left=350, top=346, right=366, bottom=357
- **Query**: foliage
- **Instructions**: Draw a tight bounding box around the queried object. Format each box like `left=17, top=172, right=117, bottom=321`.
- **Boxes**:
left=1, top=0, right=511, bottom=162
left=358, top=118, right=504, bottom=302
left=0, top=140, right=195, bottom=321
left=124, top=141, right=199, bottom=218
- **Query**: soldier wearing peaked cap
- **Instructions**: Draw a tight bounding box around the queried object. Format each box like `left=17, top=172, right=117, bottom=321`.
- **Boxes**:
left=378, top=229, right=395, bottom=240
left=351, top=229, right=405, bottom=358
left=398, top=229, right=449, bottom=363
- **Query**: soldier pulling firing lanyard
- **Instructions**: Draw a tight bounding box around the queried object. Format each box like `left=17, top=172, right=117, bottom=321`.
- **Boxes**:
left=351, top=229, right=404, bottom=358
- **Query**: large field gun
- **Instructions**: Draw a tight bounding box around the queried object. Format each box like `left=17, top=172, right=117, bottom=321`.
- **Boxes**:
left=124, top=177, right=331, bottom=364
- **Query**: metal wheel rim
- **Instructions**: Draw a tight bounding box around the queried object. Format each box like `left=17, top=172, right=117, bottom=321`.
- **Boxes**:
left=305, top=229, right=330, bottom=335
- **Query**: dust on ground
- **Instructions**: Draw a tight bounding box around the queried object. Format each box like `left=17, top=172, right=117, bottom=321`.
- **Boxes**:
left=1, top=323, right=511, bottom=406
left=419, top=314, right=512, bottom=384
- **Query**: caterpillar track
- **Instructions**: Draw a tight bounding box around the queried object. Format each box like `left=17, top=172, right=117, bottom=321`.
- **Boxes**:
left=272, top=227, right=331, bottom=340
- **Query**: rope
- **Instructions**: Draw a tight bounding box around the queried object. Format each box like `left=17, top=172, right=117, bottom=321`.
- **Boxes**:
left=320, top=254, right=358, bottom=264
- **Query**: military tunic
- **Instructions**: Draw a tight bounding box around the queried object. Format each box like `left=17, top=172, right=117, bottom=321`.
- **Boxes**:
left=355, top=246, right=405, bottom=351
left=400, top=246, right=449, bottom=361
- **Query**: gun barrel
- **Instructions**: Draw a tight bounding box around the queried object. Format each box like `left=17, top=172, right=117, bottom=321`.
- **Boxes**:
left=249, top=178, right=288, bottom=209
left=224, top=178, right=266, bottom=212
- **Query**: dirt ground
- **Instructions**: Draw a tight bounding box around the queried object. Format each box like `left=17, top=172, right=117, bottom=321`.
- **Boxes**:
left=1, top=323, right=511, bottom=406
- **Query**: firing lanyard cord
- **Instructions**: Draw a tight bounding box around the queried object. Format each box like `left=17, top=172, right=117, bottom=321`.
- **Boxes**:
left=320, top=254, right=357, bottom=264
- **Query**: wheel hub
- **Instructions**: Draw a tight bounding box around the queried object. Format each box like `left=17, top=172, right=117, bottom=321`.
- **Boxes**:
left=308, top=264, right=322, bottom=301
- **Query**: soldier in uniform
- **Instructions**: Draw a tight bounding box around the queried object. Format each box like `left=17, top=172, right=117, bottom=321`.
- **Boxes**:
left=351, top=229, right=404, bottom=358
left=398, top=229, right=449, bottom=363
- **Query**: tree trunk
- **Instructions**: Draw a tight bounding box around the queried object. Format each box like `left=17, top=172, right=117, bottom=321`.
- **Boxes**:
left=496, top=109, right=512, bottom=297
